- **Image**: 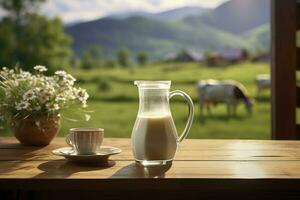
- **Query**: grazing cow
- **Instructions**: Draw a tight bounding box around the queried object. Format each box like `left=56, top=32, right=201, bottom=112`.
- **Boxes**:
left=255, top=74, right=270, bottom=96
left=197, top=79, right=253, bottom=116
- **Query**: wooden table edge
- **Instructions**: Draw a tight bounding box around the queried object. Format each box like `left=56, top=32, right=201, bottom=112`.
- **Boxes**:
left=1, top=178, right=300, bottom=191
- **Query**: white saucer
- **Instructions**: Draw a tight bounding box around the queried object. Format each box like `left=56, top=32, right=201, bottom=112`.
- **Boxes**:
left=52, top=146, right=121, bottom=163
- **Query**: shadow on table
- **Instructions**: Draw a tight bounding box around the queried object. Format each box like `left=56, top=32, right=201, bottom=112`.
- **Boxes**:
left=0, top=144, right=47, bottom=175
left=110, top=162, right=172, bottom=178
left=34, top=160, right=116, bottom=179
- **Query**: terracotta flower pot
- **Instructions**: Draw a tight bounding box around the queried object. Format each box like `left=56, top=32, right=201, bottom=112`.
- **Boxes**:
left=10, top=115, right=61, bottom=146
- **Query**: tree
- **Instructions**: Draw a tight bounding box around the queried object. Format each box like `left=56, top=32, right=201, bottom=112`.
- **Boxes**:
left=0, top=0, right=45, bottom=22
left=103, top=59, right=117, bottom=68
left=0, top=0, right=72, bottom=73
left=117, top=48, right=131, bottom=67
left=136, top=51, right=148, bottom=66
left=0, top=19, right=15, bottom=67
left=81, top=46, right=102, bottom=69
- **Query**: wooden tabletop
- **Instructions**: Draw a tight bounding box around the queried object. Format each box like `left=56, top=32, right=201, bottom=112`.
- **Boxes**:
left=1, top=137, right=300, bottom=193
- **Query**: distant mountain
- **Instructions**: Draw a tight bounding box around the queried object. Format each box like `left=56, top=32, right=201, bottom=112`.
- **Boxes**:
left=107, top=11, right=151, bottom=20
left=65, top=20, right=85, bottom=27
left=66, top=16, right=250, bottom=59
left=184, top=0, right=270, bottom=34
left=108, top=6, right=209, bottom=21
left=66, top=1, right=271, bottom=60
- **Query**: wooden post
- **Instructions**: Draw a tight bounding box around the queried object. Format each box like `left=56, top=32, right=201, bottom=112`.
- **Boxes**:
left=271, top=0, right=297, bottom=139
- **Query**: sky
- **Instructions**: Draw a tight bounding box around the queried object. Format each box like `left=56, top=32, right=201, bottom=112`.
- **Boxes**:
left=40, top=0, right=228, bottom=23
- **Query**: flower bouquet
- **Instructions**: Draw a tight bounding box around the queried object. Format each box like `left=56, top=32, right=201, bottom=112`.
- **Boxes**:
left=0, top=66, right=89, bottom=146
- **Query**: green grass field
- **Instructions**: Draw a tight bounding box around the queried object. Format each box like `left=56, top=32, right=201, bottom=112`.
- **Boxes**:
left=0, top=62, right=271, bottom=139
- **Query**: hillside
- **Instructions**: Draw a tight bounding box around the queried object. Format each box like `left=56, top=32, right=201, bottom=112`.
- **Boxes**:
left=184, top=0, right=270, bottom=34
left=243, top=24, right=270, bottom=50
left=66, top=0, right=271, bottom=59
left=66, top=16, right=250, bottom=59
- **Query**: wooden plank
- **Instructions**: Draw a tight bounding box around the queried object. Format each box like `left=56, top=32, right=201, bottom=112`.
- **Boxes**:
left=1, top=160, right=300, bottom=179
left=4, top=137, right=300, bottom=150
left=0, top=137, right=130, bottom=148
left=271, top=0, right=298, bottom=139
left=1, top=137, right=300, bottom=161
left=3, top=147, right=300, bottom=161
left=1, top=160, right=300, bottom=190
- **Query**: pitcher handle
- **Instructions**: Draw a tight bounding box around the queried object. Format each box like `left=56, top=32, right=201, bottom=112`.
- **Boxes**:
left=169, top=90, right=194, bottom=143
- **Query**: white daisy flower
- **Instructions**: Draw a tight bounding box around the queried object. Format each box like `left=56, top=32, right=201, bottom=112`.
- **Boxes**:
left=75, top=88, right=89, bottom=103
left=55, top=70, right=67, bottom=77
left=46, top=103, right=60, bottom=111
left=39, top=95, right=50, bottom=103
left=64, top=74, right=76, bottom=86
left=55, top=96, right=66, bottom=103
left=23, top=90, right=36, bottom=101
left=1, top=66, right=89, bottom=118
left=34, top=65, right=47, bottom=72
left=16, top=101, right=30, bottom=111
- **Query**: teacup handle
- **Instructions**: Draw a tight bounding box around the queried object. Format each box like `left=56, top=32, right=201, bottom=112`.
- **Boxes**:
left=65, top=133, right=74, bottom=147
left=169, top=90, right=194, bottom=143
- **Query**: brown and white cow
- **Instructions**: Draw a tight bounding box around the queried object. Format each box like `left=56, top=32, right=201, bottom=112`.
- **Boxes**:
left=197, top=79, right=253, bottom=116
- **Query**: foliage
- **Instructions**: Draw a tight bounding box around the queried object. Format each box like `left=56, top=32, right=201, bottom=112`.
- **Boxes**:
left=0, top=0, right=45, bottom=19
left=117, top=48, right=131, bottom=67
left=0, top=19, right=15, bottom=67
left=0, top=66, right=89, bottom=120
left=0, top=0, right=73, bottom=73
left=242, top=24, right=270, bottom=51
left=136, top=51, right=149, bottom=66
left=80, top=46, right=102, bottom=70
left=103, top=59, right=118, bottom=68
left=97, top=79, right=111, bottom=92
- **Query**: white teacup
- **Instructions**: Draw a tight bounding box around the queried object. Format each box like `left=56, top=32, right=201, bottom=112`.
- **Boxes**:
left=66, top=128, right=104, bottom=155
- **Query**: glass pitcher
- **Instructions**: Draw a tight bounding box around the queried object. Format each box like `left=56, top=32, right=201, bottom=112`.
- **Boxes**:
left=131, top=80, right=194, bottom=166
